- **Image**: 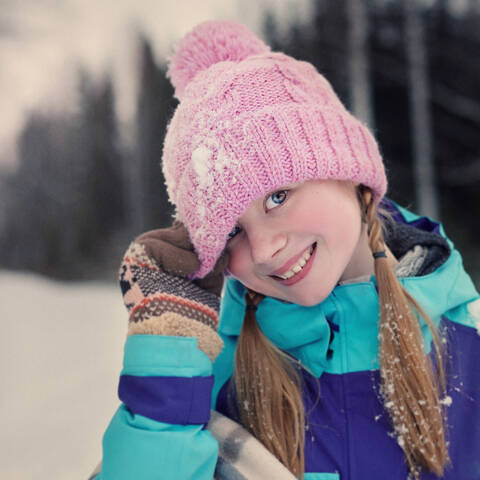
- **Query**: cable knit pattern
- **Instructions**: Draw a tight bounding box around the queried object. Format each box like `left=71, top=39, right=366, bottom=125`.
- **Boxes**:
left=162, top=20, right=388, bottom=279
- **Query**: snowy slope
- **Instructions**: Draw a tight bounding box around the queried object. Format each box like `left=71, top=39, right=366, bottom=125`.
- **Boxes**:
left=0, top=270, right=126, bottom=479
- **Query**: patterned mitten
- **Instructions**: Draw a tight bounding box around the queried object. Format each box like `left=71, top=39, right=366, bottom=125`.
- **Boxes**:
left=119, top=220, right=229, bottom=361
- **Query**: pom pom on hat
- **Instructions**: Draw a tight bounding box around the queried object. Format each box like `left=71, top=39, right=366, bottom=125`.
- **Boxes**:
left=167, top=20, right=270, bottom=100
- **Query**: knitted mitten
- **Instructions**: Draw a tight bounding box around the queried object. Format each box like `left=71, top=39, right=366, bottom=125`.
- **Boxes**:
left=119, top=220, right=229, bottom=362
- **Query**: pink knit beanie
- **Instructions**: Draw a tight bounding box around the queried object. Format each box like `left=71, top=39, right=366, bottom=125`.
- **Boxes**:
left=163, top=20, right=387, bottom=279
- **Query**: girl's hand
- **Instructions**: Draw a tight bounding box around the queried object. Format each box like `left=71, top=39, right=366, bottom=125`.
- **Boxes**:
left=136, top=220, right=229, bottom=296
left=118, top=220, right=229, bottom=361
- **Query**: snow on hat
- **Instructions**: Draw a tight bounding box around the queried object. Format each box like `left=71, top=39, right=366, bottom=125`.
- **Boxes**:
left=162, top=19, right=387, bottom=279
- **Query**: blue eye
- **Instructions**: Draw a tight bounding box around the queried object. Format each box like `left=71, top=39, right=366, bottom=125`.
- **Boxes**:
left=265, top=190, right=288, bottom=210
left=228, top=224, right=242, bottom=239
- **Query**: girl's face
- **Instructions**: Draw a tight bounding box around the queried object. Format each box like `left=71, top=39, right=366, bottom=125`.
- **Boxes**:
left=226, top=179, right=373, bottom=306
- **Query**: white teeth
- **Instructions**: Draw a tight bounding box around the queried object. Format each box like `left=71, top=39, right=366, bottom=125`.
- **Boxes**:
left=276, top=244, right=314, bottom=280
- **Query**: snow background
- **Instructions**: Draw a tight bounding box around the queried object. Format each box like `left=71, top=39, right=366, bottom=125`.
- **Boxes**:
left=0, top=270, right=126, bottom=479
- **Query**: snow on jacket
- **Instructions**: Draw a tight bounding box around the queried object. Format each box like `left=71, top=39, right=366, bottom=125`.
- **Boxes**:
left=93, top=200, right=480, bottom=480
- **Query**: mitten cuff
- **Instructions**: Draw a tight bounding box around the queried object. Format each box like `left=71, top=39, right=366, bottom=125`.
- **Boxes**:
left=128, top=313, right=224, bottom=362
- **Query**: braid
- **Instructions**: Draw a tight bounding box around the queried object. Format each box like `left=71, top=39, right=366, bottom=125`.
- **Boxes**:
left=361, top=186, right=449, bottom=479
left=233, top=289, right=306, bottom=479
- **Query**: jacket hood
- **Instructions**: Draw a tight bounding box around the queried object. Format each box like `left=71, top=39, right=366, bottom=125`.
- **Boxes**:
left=217, top=199, right=479, bottom=378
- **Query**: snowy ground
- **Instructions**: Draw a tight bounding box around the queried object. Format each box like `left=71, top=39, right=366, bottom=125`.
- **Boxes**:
left=0, top=270, right=127, bottom=479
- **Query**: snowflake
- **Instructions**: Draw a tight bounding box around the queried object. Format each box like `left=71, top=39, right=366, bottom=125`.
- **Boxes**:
left=440, top=395, right=453, bottom=407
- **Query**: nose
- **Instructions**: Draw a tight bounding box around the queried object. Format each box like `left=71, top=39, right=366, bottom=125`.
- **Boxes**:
left=247, top=228, right=286, bottom=267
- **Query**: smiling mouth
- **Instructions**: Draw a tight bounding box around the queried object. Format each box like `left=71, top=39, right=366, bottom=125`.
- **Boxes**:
left=270, top=242, right=317, bottom=282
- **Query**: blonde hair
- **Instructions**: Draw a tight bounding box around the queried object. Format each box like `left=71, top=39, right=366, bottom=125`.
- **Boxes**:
left=231, top=185, right=449, bottom=479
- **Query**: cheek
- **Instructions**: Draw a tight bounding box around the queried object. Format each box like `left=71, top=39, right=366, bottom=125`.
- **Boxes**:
left=227, top=242, right=251, bottom=280
left=295, top=191, right=361, bottom=246
left=288, top=197, right=342, bottom=239
left=285, top=201, right=319, bottom=232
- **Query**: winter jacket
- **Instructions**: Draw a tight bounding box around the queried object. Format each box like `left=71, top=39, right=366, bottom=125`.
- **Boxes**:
left=93, top=199, right=480, bottom=480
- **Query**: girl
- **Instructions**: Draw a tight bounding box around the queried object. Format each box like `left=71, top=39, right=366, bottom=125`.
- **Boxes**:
left=93, top=20, right=480, bottom=480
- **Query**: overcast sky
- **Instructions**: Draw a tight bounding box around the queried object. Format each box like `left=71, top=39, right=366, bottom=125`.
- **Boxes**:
left=0, top=0, right=312, bottom=170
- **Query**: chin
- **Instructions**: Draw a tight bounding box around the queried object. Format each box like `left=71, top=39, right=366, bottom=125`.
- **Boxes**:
left=281, top=288, right=330, bottom=307
left=240, top=278, right=333, bottom=307
left=301, top=279, right=340, bottom=306
left=293, top=296, right=327, bottom=307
